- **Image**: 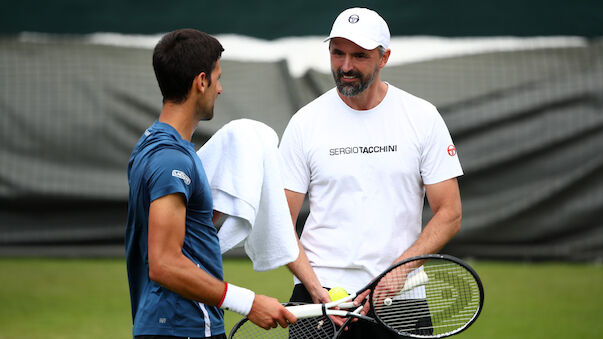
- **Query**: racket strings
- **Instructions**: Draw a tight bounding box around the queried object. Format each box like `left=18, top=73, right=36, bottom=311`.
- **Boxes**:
left=372, top=259, right=482, bottom=336
left=230, top=315, right=335, bottom=339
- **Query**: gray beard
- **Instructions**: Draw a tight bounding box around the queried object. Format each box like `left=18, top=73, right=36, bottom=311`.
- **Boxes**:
left=333, top=66, right=379, bottom=97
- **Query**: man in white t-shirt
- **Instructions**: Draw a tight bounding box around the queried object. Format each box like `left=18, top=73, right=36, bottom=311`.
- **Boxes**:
left=280, top=7, right=463, bottom=338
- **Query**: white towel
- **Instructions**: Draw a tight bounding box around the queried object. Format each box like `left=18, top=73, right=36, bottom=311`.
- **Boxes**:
left=197, top=119, right=299, bottom=271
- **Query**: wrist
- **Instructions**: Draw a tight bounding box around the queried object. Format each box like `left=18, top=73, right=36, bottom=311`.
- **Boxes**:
left=304, top=279, right=325, bottom=294
left=218, top=282, right=255, bottom=316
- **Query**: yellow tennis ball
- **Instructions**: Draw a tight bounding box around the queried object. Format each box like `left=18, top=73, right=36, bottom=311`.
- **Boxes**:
left=328, top=287, right=349, bottom=301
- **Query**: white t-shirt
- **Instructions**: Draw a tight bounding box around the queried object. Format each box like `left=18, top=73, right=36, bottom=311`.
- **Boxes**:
left=279, top=84, right=463, bottom=293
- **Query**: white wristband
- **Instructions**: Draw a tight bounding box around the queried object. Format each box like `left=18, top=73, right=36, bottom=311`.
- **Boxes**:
left=219, top=282, right=255, bottom=316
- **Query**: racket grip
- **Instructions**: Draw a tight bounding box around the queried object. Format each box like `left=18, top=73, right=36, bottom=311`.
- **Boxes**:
left=338, top=302, right=356, bottom=309
left=286, top=304, right=325, bottom=318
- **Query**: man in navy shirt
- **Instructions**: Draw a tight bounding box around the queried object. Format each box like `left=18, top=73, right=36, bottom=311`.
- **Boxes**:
left=126, top=29, right=296, bottom=339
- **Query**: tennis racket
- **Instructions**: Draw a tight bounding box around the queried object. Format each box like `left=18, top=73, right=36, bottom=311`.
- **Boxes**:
left=229, top=254, right=484, bottom=339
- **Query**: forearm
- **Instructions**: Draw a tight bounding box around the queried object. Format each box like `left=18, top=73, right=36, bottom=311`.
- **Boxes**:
left=151, top=250, right=297, bottom=327
left=283, top=189, right=330, bottom=303
left=396, top=205, right=461, bottom=263
left=286, top=239, right=328, bottom=302
left=395, top=178, right=462, bottom=263
left=149, top=195, right=226, bottom=305
left=148, top=195, right=273, bottom=321
left=149, top=251, right=225, bottom=305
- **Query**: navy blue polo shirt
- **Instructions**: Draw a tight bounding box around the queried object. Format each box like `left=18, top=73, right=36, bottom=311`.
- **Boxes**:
left=125, top=121, right=224, bottom=337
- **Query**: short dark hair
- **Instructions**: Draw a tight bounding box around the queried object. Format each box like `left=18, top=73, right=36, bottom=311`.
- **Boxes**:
left=152, top=29, right=224, bottom=103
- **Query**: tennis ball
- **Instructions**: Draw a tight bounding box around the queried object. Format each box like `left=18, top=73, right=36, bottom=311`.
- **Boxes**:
left=328, top=287, right=349, bottom=301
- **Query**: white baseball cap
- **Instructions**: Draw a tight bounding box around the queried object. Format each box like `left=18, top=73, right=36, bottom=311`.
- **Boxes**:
left=325, top=7, right=390, bottom=50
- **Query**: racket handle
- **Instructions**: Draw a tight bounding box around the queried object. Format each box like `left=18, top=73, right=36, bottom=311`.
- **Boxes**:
left=286, top=304, right=325, bottom=318
left=338, top=302, right=356, bottom=309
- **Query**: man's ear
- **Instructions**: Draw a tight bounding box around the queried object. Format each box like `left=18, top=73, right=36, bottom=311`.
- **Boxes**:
left=195, top=72, right=207, bottom=93
left=379, top=49, right=391, bottom=69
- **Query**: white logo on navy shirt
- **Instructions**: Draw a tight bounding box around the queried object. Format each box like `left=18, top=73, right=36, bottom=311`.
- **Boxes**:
left=172, top=170, right=191, bottom=185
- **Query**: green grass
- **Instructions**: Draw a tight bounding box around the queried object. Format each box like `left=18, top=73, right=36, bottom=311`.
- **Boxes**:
left=0, top=258, right=131, bottom=339
left=0, top=258, right=601, bottom=338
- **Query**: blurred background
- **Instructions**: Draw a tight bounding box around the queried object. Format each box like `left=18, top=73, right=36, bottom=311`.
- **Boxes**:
left=1, top=0, right=601, bottom=261
left=0, top=1, right=603, bottom=338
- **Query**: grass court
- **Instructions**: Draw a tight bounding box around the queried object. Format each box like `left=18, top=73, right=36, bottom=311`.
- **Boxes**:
left=0, top=258, right=601, bottom=338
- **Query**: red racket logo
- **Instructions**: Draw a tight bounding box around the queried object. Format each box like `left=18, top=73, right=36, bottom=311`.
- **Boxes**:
left=447, top=145, right=457, bottom=156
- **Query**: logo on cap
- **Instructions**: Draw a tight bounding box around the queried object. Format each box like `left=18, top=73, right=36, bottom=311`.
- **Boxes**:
left=348, top=14, right=359, bottom=23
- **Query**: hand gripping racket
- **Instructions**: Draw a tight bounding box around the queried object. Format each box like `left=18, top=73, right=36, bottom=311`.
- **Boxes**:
left=229, top=254, right=484, bottom=339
